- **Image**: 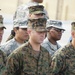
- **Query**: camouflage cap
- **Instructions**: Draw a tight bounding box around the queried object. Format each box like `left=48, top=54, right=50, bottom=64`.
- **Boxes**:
left=13, top=2, right=39, bottom=20
left=0, top=15, right=6, bottom=29
left=13, top=19, right=28, bottom=28
left=28, top=5, right=45, bottom=14
left=46, top=20, right=65, bottom=31
left=13, top=2, right=49, bottom=20
left=71, top=22, right=75, bottom=30
left=28, top=18, right=47, bottom=32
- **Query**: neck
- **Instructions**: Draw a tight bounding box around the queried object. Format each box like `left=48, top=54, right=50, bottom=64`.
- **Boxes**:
left=14, top=37, right=24, bottom=44
left=48, top=37, right=57, bottom=45
left=29, top=39, right=40, bottom=51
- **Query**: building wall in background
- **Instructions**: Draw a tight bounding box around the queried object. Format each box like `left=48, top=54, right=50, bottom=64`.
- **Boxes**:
left=0, top=0, right=75, bottom=20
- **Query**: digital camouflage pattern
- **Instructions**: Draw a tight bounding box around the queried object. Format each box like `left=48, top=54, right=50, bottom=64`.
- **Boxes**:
left=41, top=37, right=61, bottom=56
left=71, top=22, right=75, bottom=30
left=46, top=20, right=65, bottom=31
left=13, top=2, right=39, bottom=20
left=13, top=19, right=28, bottom=28
left=28, top=18, right=47, bottom=32
left=0, top=49, right=7, bottom=74
left=13, top=1, right=49, bottom=20
left=2, top=42, right=52, bottom=75
left=28, top=5, right=44, bottom=14
left=0, top=15, right=6, bottom=29
left=51, top=43, right=75, bottom=75
left=1, top=38, right=23, bottom=56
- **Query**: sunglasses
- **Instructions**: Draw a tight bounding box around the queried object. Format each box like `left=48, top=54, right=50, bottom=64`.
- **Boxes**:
left=53, top=28, right=64, bottom=33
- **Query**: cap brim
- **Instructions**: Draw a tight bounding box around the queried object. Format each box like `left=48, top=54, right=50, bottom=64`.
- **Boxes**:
left=32, top=11, right=45, bottom=14
left=3, top=27, right=6, bottom=29
left=47, top=25, right=65, bottom=31
left=19, top=26, right=27, bottom=28
left=13, top=24, right=19, bottom=28
left=0, top=26, right=6, bottom=29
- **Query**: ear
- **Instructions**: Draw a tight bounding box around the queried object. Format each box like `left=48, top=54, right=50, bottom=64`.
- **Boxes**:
left=71, top=31, right=75, bottom=38
left=13, top=28, right=18, bottom=34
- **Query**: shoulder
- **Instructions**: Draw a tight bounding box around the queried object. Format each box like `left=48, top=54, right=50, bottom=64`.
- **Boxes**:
left=7, top=42, right=30, bottom=60
left=52, top=43, right=72, bottom=59
left=1, top=39, right=17, bottom=50
left=0, top=49, right=6, bottom=60
left=41, top=46, right=52, bottom=61
left=41, top=46, right=50, bottom=55
left=1, top=39, right=14, bottom=46
left=10, top=42, right=29, bottom=54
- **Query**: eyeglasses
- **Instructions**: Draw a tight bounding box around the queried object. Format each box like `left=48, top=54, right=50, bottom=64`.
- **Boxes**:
left=53, top=28, right=64, bottom=33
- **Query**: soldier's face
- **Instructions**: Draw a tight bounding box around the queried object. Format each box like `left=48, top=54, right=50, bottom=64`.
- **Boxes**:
left=30, top=30, right=46, bottom=44
left=0, top=27, right=4, bottom=43
left=48, top=27, right=63, bottom=41
left=15, top=28, right=28, bottom=42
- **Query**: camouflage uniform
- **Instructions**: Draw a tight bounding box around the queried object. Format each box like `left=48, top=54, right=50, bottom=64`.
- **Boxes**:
left=51, top=22, right=75, bottom=75
left=3, top=42, right=51, bottom=75
left=41, top=20, right=65, bottom=56
left=1, top=38, right=23, bottom=56
left=1, top=18, right=52, bottom=75
left=0, top=49, right=7, bottom=74
left=42, top=37, right=61, bottom=56
left=52, top=43, right=75, bottom=75
left=1, top=19, right=28, bottom=56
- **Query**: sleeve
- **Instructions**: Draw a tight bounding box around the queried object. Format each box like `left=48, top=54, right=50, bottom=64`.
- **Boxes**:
left=0, top=50, right=7, bottom=75
left=51, top=50, right=66, bottom=75
left=1, top=51, right=23, bottom=75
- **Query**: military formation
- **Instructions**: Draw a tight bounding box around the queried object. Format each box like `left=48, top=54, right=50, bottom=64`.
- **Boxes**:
left=0, top=0, right=75, bottom=75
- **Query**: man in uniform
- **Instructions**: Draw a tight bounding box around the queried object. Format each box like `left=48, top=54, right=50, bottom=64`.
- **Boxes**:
left=51, top=22, right=75, bottom=75
left=2, top=18, right=52, bottom=75
left=42, top=20, right=65, bottom=56
left=0, top=15, right=7, bottom=74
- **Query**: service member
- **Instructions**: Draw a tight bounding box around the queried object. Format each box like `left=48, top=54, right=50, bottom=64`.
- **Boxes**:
left=51, top=22, right=75, bottom=75
left=1, top=19, right=28, bottom=56
left=42, top=20, right=65, bottom=56
left=2, top=18, right=52, bottom=75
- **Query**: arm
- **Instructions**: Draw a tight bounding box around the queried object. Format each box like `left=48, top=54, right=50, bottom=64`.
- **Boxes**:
left=1, top=50, right=23, bottom=75
left=51, top=50, right=66, bottom=75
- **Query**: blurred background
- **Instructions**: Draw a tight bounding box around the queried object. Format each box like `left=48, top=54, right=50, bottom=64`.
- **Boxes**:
left=0, top=0, right=74, bottom=46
